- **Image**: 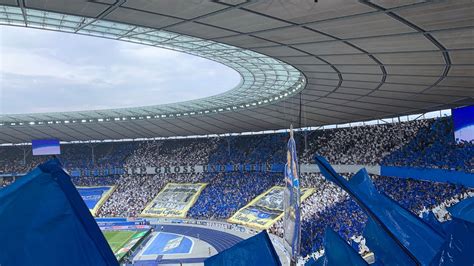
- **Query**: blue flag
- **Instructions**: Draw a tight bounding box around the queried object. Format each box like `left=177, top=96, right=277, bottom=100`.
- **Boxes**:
left=283, top=127, right=302, bottom=260
left=422, top=211, right=446, bottom=237
left=315, top=156, right=445, bottom=265
left=447, top=196, right=474, bottom=223
left=312, top=228, right=368, bottom=266
left=204, top=230, right=281, bottom=266
left=0, top=159, right=117, bottom=266
left=430, top=217, right=474, bottom=265
left=363, top=218, right=416, bottom=266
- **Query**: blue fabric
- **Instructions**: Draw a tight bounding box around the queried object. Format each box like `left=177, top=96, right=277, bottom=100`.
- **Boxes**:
left=422, top=212, right=446, bottom=236
left=380, top=166, right=474, bottom=188
left=430, top=218, right=474, bottom=265
left=0, top=159, right=117, bottom=266
left=305, top=257, right=319, bottom=266
left=313, top=229, right=367, bottom=266
left=315, top=156, right=445, bottom=265
left=447, top=196, right=474, bottom=223
left=363, top=218, right=415, bottom=266
left=204, top=230, right=281, bottom=266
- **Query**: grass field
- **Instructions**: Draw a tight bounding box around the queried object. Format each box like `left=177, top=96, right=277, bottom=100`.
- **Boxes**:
left=103, top=230, right=149, bottom=261
left=103, top=230, right=137, bottom=254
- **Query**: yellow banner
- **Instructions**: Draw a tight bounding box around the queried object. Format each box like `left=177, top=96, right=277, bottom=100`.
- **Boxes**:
left=228, top=186, right=314, bottom=230
left=140, top=183, right=207, bottom=218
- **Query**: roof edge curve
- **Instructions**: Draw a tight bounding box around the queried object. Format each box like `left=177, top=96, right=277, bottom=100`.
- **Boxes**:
left=0, top=5, right=305, bottom=125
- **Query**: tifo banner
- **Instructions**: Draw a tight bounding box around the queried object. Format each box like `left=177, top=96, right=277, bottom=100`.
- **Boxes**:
left=228, top=186, right=314, bottom=230
left=126, top=164, right=284, bottom=175
left=283, top=128, right=302, bottom=261
left=70, top=167, right=125, bottom=177
left=126, top=164, right=380, bottom=176
left=141, top=183, right=207, bottom=218
left=0, top=163, right=381, bottom=177
left=77, top=186, right=116, bottom=216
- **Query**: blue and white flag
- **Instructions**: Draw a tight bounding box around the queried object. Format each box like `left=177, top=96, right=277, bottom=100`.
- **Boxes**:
left=283, top=126, right=301, bottom=261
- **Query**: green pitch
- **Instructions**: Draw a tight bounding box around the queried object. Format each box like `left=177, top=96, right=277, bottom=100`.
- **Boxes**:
left=103, top=230, right=148, bottom=261
left=103, top=230, right=136, bottom=254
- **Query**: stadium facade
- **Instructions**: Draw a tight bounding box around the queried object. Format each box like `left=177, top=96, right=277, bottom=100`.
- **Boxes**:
left=0, top=0, right=473, bottom=143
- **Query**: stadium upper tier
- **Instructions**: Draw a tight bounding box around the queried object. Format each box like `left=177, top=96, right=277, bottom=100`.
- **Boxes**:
left=0, top=0, right=473, bottom=143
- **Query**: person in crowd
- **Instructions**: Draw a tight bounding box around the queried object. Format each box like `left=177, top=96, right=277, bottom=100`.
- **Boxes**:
left=1, top=117, right=472, bottom=259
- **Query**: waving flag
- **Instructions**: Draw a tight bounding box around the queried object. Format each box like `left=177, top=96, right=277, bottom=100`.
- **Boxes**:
left=315, top=156, right=445, bottom=265
left=311, top=228, right=368, bottom=266
left=283, top=126, right=302, bottom=261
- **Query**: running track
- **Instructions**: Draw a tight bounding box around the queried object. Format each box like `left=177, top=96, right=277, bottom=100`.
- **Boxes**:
left=159, top=224, right=243, bottom=253
left=133, top=224, right=244, bottom=265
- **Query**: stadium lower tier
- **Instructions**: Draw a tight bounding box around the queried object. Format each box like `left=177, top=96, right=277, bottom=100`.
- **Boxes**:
left=73, top=172, right=473, bottom=259
left=1, top=117, right=473, bottom=178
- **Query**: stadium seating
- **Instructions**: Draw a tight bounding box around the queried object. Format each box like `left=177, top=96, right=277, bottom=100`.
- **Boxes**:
left=188, top=172, right=283, bottom=219
left=383, top=117, right=474, bottom=172
left=1, top=117, right=472, bottom=261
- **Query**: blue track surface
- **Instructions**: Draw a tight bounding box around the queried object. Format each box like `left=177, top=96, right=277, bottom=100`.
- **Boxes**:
left=159, top=224, right=243, bottom=253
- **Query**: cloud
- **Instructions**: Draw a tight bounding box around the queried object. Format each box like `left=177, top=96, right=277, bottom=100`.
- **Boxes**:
left=0, top=26, right=241, bottom=114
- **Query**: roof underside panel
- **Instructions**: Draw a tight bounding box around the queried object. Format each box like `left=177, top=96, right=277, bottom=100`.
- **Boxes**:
left=0, top=0, right=473, bottom=143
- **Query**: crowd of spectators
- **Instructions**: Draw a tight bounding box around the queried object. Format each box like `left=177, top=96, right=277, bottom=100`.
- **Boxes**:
left=0, top=116, right=472, bottom=260
left=126, top=138, right=218, bottom=168
left=188, top=172, right=283, bottom=220
left=0, top=146, right=46, bottom=174
left=0, top=177, right=14, bottom=189
left=1, top=117, right=472, bottom=177
left=269, top=173, right=366, bottom=257
left=425, top=190, right=474, bottom=222
left=382, top=117, right=474, bottom=172
left=0, top=142, right=136, bottom=175
left=97, top=173, right=204, bottom=217
left=293, top=174, right=471, bottom=258
left=300, top=119, right=431, bottom=165
left=208, top=134, right=288, bottom=165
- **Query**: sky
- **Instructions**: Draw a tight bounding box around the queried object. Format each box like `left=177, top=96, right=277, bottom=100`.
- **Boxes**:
left=0, top=26, right=241, bottom=114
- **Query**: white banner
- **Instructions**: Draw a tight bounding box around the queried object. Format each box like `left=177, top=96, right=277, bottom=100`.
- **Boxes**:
left=126, top=164, right=381, bottom=175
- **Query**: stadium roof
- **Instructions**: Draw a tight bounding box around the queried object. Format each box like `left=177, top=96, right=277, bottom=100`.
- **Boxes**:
left=0, top=0, right=473, bottom=143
